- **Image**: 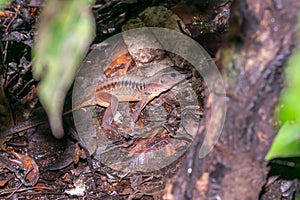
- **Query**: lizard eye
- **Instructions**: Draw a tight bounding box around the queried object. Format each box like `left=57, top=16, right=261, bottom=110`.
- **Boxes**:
left=170, top=72, right=177, bottom=77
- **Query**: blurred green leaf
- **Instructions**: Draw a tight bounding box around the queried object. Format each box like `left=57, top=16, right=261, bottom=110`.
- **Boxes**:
left=278, top=88, right=300, bottom=123
left=266, top=121, right=300, bottom=160
left=276, top=46, right=300, bottom=124
left=0, top=0, right=10, bottom=8
left=270, top=43, right=300, bottom=160
left=33, top=0, right=95, bottom=138
left=285, top=49, right=300, bottom=88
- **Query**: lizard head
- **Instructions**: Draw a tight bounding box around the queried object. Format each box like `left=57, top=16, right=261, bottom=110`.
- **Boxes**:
left=155, top=66, right=192, bottom=90
left=140, top=66, right=192, bottom=106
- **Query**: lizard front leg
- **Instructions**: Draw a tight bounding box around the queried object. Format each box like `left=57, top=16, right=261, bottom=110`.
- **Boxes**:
left=132, top=84, right=163, bottom=122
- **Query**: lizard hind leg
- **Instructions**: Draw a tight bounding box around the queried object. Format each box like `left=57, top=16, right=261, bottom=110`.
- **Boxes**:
left=95, top=92, right=119, bottom=133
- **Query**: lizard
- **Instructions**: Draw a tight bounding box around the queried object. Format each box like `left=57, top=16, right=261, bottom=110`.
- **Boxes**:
left=0, top=66, right=192, bottom=137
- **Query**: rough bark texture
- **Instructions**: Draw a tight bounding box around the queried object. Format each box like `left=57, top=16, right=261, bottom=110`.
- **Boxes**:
left=166, top=0, right=300, bottom=199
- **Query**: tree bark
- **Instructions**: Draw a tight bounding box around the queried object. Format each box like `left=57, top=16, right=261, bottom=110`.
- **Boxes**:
left=167, top=0, right=300, bottom=199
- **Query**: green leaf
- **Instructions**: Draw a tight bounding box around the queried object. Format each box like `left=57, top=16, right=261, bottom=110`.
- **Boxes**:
left=285, top=49, right=300, bottom=88
left=277, top=88, right=300, bottom=123
left=265, top=121, right=300, bottom=160
left=0, top=0, right=10, bottom=8
left=33, top=0, right=95, bottom=138
left=276, top=47, right=300, bottom=124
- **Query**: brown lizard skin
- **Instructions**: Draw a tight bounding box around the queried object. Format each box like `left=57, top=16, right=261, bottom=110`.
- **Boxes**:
left=0, top=66, right=191, bottom=136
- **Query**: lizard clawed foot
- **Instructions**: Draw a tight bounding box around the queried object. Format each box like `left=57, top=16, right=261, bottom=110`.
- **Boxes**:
left=132, top=111, right=140, bottom=122
left=101, top=121, right=118, bottom=133
left=132, top=107, right=143, bottom=122
left=102, top=121, right=134, bottom=138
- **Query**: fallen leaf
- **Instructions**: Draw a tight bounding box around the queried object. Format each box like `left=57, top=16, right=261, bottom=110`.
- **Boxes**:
left=0, top=76, right=14, bottom=132
left=12, top=151, right=39, bottom=186
left=0, top=173, right=13, bottom=187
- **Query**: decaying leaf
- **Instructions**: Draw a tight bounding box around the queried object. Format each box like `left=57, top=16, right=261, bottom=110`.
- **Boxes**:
left=0, top=77, right=14, bottom=131
left=11, top=151, right=39, bottom=186
left=32, top=0, right=95, bottom=138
